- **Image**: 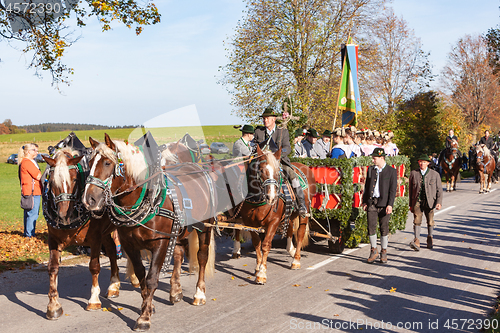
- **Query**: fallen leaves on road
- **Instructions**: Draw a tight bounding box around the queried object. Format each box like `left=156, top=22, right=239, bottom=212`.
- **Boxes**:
left=389, top=287, right=397, bottom=293
left=231, top=276, right=235, bottom=280
left=238, top=284, right=248, bottom=287
left=292, top=284, right=301, bottom=287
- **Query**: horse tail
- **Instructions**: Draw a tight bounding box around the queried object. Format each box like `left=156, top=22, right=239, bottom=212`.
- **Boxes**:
left=188, top=228, right=216, bottom=278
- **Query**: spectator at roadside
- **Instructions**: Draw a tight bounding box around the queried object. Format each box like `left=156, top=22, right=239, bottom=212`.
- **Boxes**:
left=18, top=143, right=42, bottom=238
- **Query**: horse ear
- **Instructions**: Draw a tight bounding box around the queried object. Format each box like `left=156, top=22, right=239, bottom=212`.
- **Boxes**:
left=104, top=133, right=116, bottom=151
left=68, top=155, right=84, bottom=166
left=44, top=155, right=56, bottom=167
left=274, top=147, right=282, bottom=161
left=89, top=137, right=100, bottom=149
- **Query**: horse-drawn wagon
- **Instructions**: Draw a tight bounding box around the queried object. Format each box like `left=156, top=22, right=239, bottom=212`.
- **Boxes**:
left=290, top=155, right=410, bottom=254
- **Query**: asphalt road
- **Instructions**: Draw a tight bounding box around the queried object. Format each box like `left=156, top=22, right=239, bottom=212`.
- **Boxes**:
left=1, top=178, right=499, bottom=333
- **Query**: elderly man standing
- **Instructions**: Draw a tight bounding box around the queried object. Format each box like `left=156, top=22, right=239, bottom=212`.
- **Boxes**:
left=362, top=148, right=398, bottom=264
left=409, top=154, right=443, bottom=250
left=233, top=124, right=255, bottom=157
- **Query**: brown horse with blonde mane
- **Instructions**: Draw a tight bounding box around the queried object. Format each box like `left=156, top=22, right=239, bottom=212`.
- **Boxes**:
left=440, top=139, right=461, bottom=192
left=42, top=149, right=120, bottom=319
left=475, top=144, right=496, bottom=194
left=237, top=145, right=315, bottom=284
left=83, top=134, right=215, bottom=331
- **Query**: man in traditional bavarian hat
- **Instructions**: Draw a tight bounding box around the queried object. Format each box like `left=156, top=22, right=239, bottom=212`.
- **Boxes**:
left=253, top=106, right=308, bottom=217
left=233, top=125, right=255, bottom=157
left=409, top=154, right=443, bottom=251
left=362, top=148, right=398, bottom=263
left=302, top=128, right=322, bottom=159
left=316, top=130, right=332, bottom=159
left=293, top=128, right=307, bottom=158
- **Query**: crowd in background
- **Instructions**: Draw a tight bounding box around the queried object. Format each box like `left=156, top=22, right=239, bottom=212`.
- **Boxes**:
left=293, top=126, right=399, bottom=159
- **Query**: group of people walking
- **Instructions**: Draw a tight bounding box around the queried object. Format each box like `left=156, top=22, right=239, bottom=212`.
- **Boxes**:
left=293, top=126, right=399, bottom=159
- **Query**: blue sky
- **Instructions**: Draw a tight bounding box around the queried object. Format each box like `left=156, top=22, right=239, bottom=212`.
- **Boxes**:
left=1, top=0, right=499, bottom=127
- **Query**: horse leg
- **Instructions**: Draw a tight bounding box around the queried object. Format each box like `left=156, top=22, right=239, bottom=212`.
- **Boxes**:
left=192, top=228, right=213, bottom=306
left=255, top=221, right=280, bottom=284
left=479, top=173, right=485, bottom=193
left=102, top=233, right=120, bottom=299
left=446, top=175, right=450, bottom=192
left=169, top=242, right=185, bottom=304
left=250, top=232, right=263, bottom=279
left=291, top=216, right=308, bottom=270
left=134, top=245, right=166, bottom=331
left=86, top=241, right=102, bottom=311
left=46, top=242, right=63, bottom=320
left=286, top=219, right=296, bottom=258
left=232, top=229, right=242, bottom=259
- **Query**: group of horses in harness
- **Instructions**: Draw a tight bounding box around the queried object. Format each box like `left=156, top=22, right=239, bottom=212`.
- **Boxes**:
left=41, top=132, right=316, bottom=331
left=440, top=139, right=499, bottom=194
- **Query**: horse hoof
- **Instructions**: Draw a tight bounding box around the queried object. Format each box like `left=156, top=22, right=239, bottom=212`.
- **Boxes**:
left=291, top=262, right=301, bottom=270
left=46, top=307, right=63, bottom=320
left=255, top=276, right=267, bottom=284
left=133, top=321, right=151, bottom=331
left=86, top=303, right=102, bottom=311
left=106, top=290, right=119, bottom=298
left=192, top=297, right=206, bottom=306
left=232, top=253, right=241, bottom=259
left=169, top=293, right=183, bottom=304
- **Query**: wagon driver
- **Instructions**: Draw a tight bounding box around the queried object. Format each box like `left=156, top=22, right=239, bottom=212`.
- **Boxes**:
left=253, top=107, right=308, bottom=217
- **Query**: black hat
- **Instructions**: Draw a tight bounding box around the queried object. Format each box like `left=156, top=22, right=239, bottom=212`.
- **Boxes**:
left=322, top=130, right=332, bottom=137
left=307, top=128, right=319, bottom=138
left=371, top=147, right=386, bottom=157
left=418, top=154, right=431, bottom=162
left=259, top=106, right=280, bottom=117
left=240, top=125, right=255, bottom=133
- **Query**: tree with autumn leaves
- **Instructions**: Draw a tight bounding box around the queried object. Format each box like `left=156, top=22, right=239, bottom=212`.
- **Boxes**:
left=0, top=0, right=160, bottom=87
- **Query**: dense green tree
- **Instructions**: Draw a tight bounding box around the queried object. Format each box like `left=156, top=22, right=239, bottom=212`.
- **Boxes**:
left=394, top=91, right=441, bottom=169
left=486, top=27, right=500, bottom=75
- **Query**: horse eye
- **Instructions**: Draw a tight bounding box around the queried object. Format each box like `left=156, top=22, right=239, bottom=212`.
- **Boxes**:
left=104, top=161, right=111, bottom=167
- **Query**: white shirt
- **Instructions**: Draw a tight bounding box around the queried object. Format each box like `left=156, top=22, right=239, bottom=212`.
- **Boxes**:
left=373, top=163, right=386, bottom=198
left=266, top=125, right=276, bottom=137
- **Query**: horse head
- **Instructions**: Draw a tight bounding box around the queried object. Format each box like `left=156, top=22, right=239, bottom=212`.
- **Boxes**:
left=83, top=133, right=147, bottom=214
left=248, top=145, right=282, bottom=205
left=43, top=149, right=84, bottom=224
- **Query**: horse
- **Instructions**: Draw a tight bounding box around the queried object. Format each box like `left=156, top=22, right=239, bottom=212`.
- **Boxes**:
left=42, top=148, right=120, bottom=319
left=83, top=134, right=215, bottom=331
left=475, top=144, right=496, bottom=194
left=440, top=139, right=461, bottom=192
left=234, top=144, right=316, bottom=284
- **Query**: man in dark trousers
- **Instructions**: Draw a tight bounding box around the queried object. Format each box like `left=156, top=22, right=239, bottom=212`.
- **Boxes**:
left=253, top=107, right=308, bottom=217
left=409, top=154, right=443, bottom=251
left=362, top=148, right=398, bottom=264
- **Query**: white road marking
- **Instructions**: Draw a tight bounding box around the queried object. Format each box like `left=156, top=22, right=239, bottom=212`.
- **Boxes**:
left=435, top=205, right=455, bottom=216
left=307, top=244, right=369, bottom=270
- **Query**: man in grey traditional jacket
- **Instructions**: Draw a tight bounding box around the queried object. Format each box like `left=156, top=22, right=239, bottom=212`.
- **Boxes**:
left=409, top=154, right=443, bottom=251
left=232, top=125, right=255, bottom=157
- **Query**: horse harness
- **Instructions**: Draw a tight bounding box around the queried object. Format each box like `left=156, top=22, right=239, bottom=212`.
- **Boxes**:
left=87, top=154, right=216, bottom=272
left=444, top=147, right=458, bottom=170
left=43, top=163, right=91, bottom=230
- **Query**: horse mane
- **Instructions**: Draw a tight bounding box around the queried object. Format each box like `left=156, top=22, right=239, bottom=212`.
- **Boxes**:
left=97, top=141, right=147, bottom=182
left=264, top=150, right=279, bottom=173
left=52, top=148, right=79, bottom=189
left=476, top=144, right=491, bottom=157
left=161, top=142, right=181, bottom=165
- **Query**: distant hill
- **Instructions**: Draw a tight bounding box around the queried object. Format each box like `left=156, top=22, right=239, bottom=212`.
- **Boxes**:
left=19, top=123, right=137, bottom=133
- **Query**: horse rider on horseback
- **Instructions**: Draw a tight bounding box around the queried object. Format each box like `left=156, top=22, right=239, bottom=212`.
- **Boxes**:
left=439, top=129, right=461, bottom=164
left=480, top=130, right=500, bottom=181
left=253, top=107, right=309, bottom=218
